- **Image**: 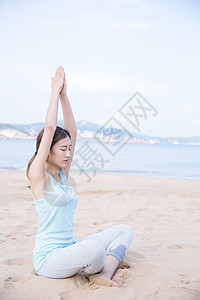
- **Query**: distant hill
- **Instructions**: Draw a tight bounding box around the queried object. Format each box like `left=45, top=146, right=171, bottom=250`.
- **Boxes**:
left=0, top=120, right=199, bottom=145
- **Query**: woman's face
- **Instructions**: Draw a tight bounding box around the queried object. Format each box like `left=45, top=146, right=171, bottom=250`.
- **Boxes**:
left=47, top=136, right=72, bottom=167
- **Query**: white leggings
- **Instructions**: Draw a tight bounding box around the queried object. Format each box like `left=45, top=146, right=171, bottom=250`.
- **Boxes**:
left=37, top=224, right=133, bottom=279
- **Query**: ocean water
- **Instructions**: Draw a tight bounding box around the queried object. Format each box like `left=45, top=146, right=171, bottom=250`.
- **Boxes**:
left=0, top=139, right=199, bottom=180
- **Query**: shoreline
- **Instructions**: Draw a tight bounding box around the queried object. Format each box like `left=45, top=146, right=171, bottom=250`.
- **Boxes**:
left=0, top=169, right=200, bottom=181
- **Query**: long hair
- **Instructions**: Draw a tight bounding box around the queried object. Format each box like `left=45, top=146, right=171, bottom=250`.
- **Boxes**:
left=26, top=126, right=71, bottom=189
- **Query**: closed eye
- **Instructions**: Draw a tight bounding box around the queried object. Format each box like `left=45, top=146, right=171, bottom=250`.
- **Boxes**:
left=61, top=148, right=71, bottom=151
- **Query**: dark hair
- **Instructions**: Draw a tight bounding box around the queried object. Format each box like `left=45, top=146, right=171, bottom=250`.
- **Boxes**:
left=26, top=126, right=71, bottom=189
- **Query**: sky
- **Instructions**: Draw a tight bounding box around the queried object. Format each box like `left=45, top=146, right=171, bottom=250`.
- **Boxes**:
left=0, top=0, right=199, bottom=138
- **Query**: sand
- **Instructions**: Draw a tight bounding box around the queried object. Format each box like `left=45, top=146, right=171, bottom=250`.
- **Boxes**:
left=0, top=171, right=200, bottom=300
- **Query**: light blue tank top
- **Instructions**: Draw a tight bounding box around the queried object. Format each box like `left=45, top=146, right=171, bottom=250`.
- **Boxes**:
left=30, top=170, right=78, bottom=273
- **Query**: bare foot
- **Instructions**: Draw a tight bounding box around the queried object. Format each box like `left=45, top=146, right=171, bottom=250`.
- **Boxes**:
left=89, top=274, right=121, bottom=287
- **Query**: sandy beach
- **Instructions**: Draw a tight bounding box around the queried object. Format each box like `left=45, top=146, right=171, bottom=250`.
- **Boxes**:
left=0, top=171, right=200, bottom=300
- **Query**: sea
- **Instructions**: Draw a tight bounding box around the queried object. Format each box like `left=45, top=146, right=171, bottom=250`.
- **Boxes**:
left=0, top=139, right=199, bottom=180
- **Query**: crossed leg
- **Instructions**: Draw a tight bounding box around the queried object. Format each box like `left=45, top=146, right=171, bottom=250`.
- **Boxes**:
left=75, top=224, right=133, bottom=287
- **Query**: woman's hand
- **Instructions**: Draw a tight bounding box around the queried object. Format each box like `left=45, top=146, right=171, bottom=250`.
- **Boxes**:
left=60, top=72, right=67, bottom=96
left=51, top=66, right=64, bottom=93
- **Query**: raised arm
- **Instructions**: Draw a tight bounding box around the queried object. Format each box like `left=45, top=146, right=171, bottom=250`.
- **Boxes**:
left=59, top=72, right=77, bottom=133
left=58, top=72, right=77, bottom=176
left=29, top=66, right=64, bottom=180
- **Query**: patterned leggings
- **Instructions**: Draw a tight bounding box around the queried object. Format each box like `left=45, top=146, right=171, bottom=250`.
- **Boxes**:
left=36, top=224, right=133, bottom=279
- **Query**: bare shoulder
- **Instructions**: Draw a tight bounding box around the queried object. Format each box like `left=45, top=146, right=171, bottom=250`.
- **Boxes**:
left=29, top=170, right=50, bottom=201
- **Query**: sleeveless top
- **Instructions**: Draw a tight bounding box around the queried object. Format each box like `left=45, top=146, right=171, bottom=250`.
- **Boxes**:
left=30, top=170, right=78, bottom=273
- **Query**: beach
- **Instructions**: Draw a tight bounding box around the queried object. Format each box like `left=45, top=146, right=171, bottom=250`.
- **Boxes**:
left=0, top=171, right=200, bottom=300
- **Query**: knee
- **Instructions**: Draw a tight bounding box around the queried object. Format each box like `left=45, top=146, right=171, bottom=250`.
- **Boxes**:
left=118, top=224, right=133, bottom=240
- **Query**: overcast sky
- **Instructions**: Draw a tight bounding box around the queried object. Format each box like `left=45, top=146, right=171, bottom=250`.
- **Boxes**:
left=0, top=0, right=199, bottom=138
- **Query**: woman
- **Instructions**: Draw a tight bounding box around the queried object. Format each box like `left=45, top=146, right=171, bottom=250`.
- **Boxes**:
left=26, top=65, right=133, bottom=287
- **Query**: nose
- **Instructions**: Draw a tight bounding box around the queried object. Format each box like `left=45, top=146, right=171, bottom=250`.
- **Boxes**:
left=65, top=149, right=70, bottom=157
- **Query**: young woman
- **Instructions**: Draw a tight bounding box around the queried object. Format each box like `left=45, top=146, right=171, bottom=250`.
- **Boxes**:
left=26, top=65, right=133, bottom=287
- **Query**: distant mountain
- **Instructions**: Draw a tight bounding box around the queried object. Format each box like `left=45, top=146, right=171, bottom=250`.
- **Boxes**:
left=0, top=120, right=199, bottom=145
left=0, top=123, right=31, bottom=139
